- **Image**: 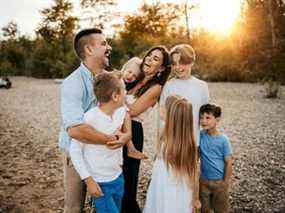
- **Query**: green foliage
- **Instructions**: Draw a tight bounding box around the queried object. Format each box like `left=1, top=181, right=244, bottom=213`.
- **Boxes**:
left=2, top=21, right=19, bottom=39
left=25, top=39, right=79, bottom=78
left=0, top=0, right=284, bottom=83
left=0, top=0, right=79, bottom=78
left=80, top=0, right=117, bottom=29
left=110, top=2, right=185, bottom=68
left=0, top=61, right=15, bottom=76
left=19, top=0, right=79, bottom=78
left=0, top=37, right=27, bottom=76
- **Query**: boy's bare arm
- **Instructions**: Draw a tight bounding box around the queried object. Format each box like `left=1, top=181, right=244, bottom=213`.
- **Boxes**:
left=224, top=156, right=233, bottom=184
left=68, top=123, right=116, bottom=145
left=84, top=176, right=103, bottom=197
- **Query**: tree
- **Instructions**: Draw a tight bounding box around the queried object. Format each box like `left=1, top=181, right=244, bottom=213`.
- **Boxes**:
left=80, top=0, right=117, bottom=29
left=184, top=0, right=198, bottom=41
left=0, top=21, right=25, bottom=76
left=37, top=0, right=78, bottom=47
left=34, top=0, right=79, bottom=77
left=2, top=21, right=19, bottom=39
left=263, top=0, right=285, bottom=98
left=268, top=0, right=277, bottom=47
left=117, top=2, right=183, bottom=58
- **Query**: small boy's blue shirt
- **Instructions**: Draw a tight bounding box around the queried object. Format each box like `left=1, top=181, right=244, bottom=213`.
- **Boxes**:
left=199, top=130, right=232, bottom=180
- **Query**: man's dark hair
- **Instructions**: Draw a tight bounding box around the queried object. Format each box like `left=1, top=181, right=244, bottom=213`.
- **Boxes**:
left=74, top=28, right=102, bottom=59
left=199, top=104, right=222, bottom=118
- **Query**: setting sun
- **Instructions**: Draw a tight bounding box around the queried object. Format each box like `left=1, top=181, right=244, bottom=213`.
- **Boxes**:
left=191, top=0, right=242, bottom=35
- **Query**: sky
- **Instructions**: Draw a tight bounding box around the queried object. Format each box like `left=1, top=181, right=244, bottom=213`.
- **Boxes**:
left=0, top=0, right=178, bottom=38
left=0, top=0, right=246, bottom=39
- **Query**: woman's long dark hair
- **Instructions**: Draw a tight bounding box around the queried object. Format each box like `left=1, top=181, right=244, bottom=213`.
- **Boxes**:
left=135, top=46, right=171, bottom=97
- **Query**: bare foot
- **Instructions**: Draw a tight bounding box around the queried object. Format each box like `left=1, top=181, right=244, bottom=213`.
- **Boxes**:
left=127, top=149, right=148, bottom=160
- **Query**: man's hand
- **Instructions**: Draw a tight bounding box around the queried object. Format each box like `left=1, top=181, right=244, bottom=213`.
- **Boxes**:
left=85, top=176, right=103, bottom=197
left=106, top=130, right=129, bottom=149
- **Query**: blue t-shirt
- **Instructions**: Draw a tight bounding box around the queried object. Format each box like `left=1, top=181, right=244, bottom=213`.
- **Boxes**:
left=199, top=130, right=232, bottom=180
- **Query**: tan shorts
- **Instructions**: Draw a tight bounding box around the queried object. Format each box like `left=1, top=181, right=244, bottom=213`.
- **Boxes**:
left=199, top=179, right=230, bottom=213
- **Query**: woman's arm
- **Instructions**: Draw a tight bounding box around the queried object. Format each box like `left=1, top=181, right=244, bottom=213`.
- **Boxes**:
left=127, top=84, right=162, bottom=117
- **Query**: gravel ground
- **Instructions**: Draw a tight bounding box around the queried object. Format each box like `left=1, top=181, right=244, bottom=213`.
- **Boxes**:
left=0, top=77, right=284, bottom=213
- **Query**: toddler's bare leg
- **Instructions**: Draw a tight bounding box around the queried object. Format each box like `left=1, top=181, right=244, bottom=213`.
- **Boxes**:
left=126, top=140, right=148, bottom=159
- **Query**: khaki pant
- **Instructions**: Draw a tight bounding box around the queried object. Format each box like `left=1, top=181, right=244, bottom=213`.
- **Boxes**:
left=63, top=153, right=87, bottom=213
left=199, top=179, right=229, bottom=213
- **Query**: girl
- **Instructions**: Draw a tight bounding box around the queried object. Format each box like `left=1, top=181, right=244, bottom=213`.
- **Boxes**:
left=121, top=57, right=144, bottom=90
left=160, top=44, right=210, bottom=145
left=122, top=46, right=171, bottom=213
left=144, top=95, right=200, bottom=213
left=121, top=57, right=148, bottom=160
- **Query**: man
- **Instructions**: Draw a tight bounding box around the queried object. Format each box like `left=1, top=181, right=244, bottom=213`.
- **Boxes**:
left=59, top=28, right=130, bottom=213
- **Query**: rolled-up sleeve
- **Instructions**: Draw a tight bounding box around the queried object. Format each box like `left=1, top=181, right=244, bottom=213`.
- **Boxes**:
left=60, top=77, right=85, bottom=131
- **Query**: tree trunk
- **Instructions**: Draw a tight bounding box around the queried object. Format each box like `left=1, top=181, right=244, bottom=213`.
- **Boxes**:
left=268, top=0, right=277, bottom=48
left=265, top=0, right=280, bottom=98
left=185, top=1, right=190, bottom=41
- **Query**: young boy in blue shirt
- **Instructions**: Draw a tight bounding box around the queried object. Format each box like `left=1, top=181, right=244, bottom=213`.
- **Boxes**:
left=199, top=104, right=233, bottom=213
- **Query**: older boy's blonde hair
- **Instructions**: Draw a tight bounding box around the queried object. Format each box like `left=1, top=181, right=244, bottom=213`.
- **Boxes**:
left=170, top=44, right=196, bottom=65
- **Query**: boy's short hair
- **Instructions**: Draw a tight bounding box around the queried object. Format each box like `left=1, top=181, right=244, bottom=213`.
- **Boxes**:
left=74, top=28, right=102, bottom=59
left=93, top=72, right=123, bottom=103
left=200, top=104, right=222, bottom=118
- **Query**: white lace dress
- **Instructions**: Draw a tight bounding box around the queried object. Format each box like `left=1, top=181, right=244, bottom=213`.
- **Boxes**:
left=143, top=157, right=193, bottom=213
left=126, top=94, right=153, bottom=123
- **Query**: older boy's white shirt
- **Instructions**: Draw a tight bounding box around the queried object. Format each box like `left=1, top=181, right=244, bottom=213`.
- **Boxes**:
left=160, top=77, right=209, bottom=145
left=69, top=106, right=127, bottom=182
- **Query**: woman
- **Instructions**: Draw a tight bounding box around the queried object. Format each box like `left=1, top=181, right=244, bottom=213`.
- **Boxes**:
left=122, top=46, right=171, bottom=213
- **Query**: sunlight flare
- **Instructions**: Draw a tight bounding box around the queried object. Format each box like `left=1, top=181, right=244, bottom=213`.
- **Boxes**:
left=191, top=0, right=242, bottom=35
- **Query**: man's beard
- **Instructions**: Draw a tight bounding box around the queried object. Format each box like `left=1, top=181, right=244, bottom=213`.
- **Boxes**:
left=104, top=62, right=113, bottom=72
left=103, top=53, right=113, bottom=71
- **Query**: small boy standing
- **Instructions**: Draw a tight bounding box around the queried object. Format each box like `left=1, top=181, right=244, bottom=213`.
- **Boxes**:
left=70, top=72, right=131, bottom=213
left=199, top=104, right=233, bottom=213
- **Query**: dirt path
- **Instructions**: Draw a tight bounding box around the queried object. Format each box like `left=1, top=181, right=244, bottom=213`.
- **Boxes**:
left=0, top=77, right=284, bottom=212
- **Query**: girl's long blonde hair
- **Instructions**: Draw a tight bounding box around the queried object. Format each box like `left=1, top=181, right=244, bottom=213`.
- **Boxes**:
left=157, top=95, right=198, bottom=187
